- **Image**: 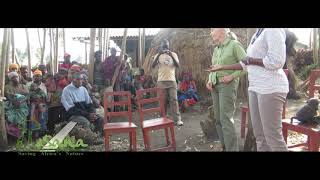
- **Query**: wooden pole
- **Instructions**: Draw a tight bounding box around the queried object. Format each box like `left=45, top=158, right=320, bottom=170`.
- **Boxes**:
left=25, top=28, right=32, bottom=77
left=5, top=29, right=11, bottom=72
left=88, top=28, right=96, bottom=84
left=41, top=28, right=46, bottom=64
left=55, top=28, right=59, bottom=73
left=11, top=28, right=15, bottom=63
left=141, top=28, right=146, bottom=66
left=0, top=30, right=8, bottom=149
left=49, top=28, right=54, bottom=74
left=37, top=28, right=43, bottom=56
left=105, top=28, right=110, bottom=59
left=1, top=29, right=9, bottom=97
left=63, top=28, right=66, bottom=54
left=98, top=28, right=102, bottom=51
left=138, top=28, right=142, bottom=67
left=102, top=28, right=106, bottom=61
left=111, top=28, right=128, bottom=88
left=85, top=42, right=88, bottom=65
left=313, top=28, right=318, bottom=66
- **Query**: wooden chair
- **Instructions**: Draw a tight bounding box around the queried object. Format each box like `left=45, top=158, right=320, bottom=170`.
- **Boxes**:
left=308, top=69, right=320, bottom=98
left=282, top=118, right=320, bottom=151
left=240, top=69, right=289, bottom=138
left=136, top=88, right=176, bottom=151
left=103, top=91, right=137, bottom=151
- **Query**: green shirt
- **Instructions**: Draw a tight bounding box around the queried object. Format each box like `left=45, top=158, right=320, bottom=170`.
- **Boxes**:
left=208, top=37, right=246, bottom=85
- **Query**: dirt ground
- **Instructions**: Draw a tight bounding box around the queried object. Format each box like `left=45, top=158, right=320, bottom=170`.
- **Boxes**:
left=4, top=95, right=311, bottom=152
left=86, top=96, right=310, bottom=152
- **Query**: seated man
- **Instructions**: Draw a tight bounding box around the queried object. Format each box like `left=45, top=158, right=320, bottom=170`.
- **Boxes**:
left=61, top=72, right=104, bottom=136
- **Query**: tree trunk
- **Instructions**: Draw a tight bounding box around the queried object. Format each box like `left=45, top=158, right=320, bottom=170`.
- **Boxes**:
left=11, top=28, right=15, bottom=63
left=105, top=28, right=110, bottom=60
left=0, top=29, right=9, bottom=150
left=25, top=28, right=32, bottom=77
left=49, top=28, right=53, bottom=74
left=101, top=28, right=106, bottom=62
left=313, top=28, right=318, bottom=66
left=141, top=28, right=146, bottom=65
left=111, top=28, right=128, bottom=88
left=5, top=29, right=11, bottom=72
left=98, top=28, right=102, bottom=51
left=138, top=28, right=142, bottom=67
left=41, top=28, right=46, bottom=64
left=85, top=42, right=88, bottom=65
left=88, top=28, right=96, bottom=84
left=54, top=28, right=59, bottom=74
left=37, top=29, right=43, bottom=53
left=63, top=28, right=66, bottom=54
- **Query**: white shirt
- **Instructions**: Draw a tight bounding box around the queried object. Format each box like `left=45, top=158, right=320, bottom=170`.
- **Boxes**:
left=241, top=28, right=289, bottom=94
left=154, top=51, right=179, bottom=82
left=61, top=83, right=92, bottom=111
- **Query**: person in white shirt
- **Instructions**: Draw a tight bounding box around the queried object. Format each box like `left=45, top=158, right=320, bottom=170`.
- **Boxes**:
left=206, top=28, right=290, bottom=151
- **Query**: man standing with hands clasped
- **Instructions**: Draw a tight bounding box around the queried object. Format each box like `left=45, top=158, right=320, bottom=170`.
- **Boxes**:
left=152, top=39, right=183, bottom=126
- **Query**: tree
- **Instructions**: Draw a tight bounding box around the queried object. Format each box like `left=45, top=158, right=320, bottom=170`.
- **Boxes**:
left=0, top=28, right=9, bottom=150
left=11, top=28, right=15, bottom=63
left=88, top=28, right=96, bottom=84
left=41, top=28, right=46, bottom=64
left=313, top=28, right=318, bottom=67
left=25, top=28, right=32, bottom=77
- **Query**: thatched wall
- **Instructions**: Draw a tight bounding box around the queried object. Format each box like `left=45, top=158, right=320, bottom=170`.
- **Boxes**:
left=143, top=28, right=251, bottom=97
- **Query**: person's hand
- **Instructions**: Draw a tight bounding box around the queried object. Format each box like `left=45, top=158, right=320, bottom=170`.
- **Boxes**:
left=205, top=65, right=224, bottom=72
left=222, top=75, right=234, bottom=84
left=89, top=113, right=97, bottom=122
left=206, top=82, right=214, bottom=91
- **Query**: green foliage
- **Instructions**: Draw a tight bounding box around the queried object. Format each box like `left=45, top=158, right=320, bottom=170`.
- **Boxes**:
left=297, top=63, right=318, bottom=80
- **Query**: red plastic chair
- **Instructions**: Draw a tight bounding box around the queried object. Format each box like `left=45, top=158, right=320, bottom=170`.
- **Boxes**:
left=136, top=88, right=176, bottom=151
left=103, top=91, right=137, bottom=151
left=240, top=69, right=289, bottom=138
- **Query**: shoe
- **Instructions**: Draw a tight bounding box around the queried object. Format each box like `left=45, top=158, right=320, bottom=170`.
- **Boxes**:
left=177, top=120, right=184, bottom=126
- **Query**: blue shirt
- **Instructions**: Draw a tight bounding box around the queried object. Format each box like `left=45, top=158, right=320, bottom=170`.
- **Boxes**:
left=61, top=83, right=92, bottom=111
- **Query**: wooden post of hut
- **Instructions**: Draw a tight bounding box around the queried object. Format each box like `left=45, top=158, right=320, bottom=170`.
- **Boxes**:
left=313, top=28, right=319, bottom=67
left=63, top=28, right=66, bottom=54
left=41, top=28, right=46, bottom=65
left=11, top=28, right=15, bottom=63
left=0, top=29, right=9, bottom=150
left=105, top=28, right=110, bottom=60
left=25, top=28, right=32, bottom=77
left=138, top=28, right=142, bottom=67
left=54, top=28, right=59, bottom=74
left=88, top=28, right=96, bottom=84
left=49, top=28, right=54, bottom=74
left=5, top=29, right=11, bottom=72
left=141, top=28, right=146, bottom=65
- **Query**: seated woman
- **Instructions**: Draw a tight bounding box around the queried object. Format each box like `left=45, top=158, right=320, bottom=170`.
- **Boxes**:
left=29, top=82, right=48, bottom=137
left=4, top=94, right=29, bottom=139
left=177, top=72, right=199, bottom=112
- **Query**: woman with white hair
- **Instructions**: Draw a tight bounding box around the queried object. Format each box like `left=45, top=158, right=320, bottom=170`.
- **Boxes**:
left=207, top=28, right=289, bottom=151
left=207, top=28, right=247, bottom=151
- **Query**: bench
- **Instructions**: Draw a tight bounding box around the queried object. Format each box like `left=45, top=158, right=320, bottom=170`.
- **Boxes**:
left=282, top=118, right=320, bottom=151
